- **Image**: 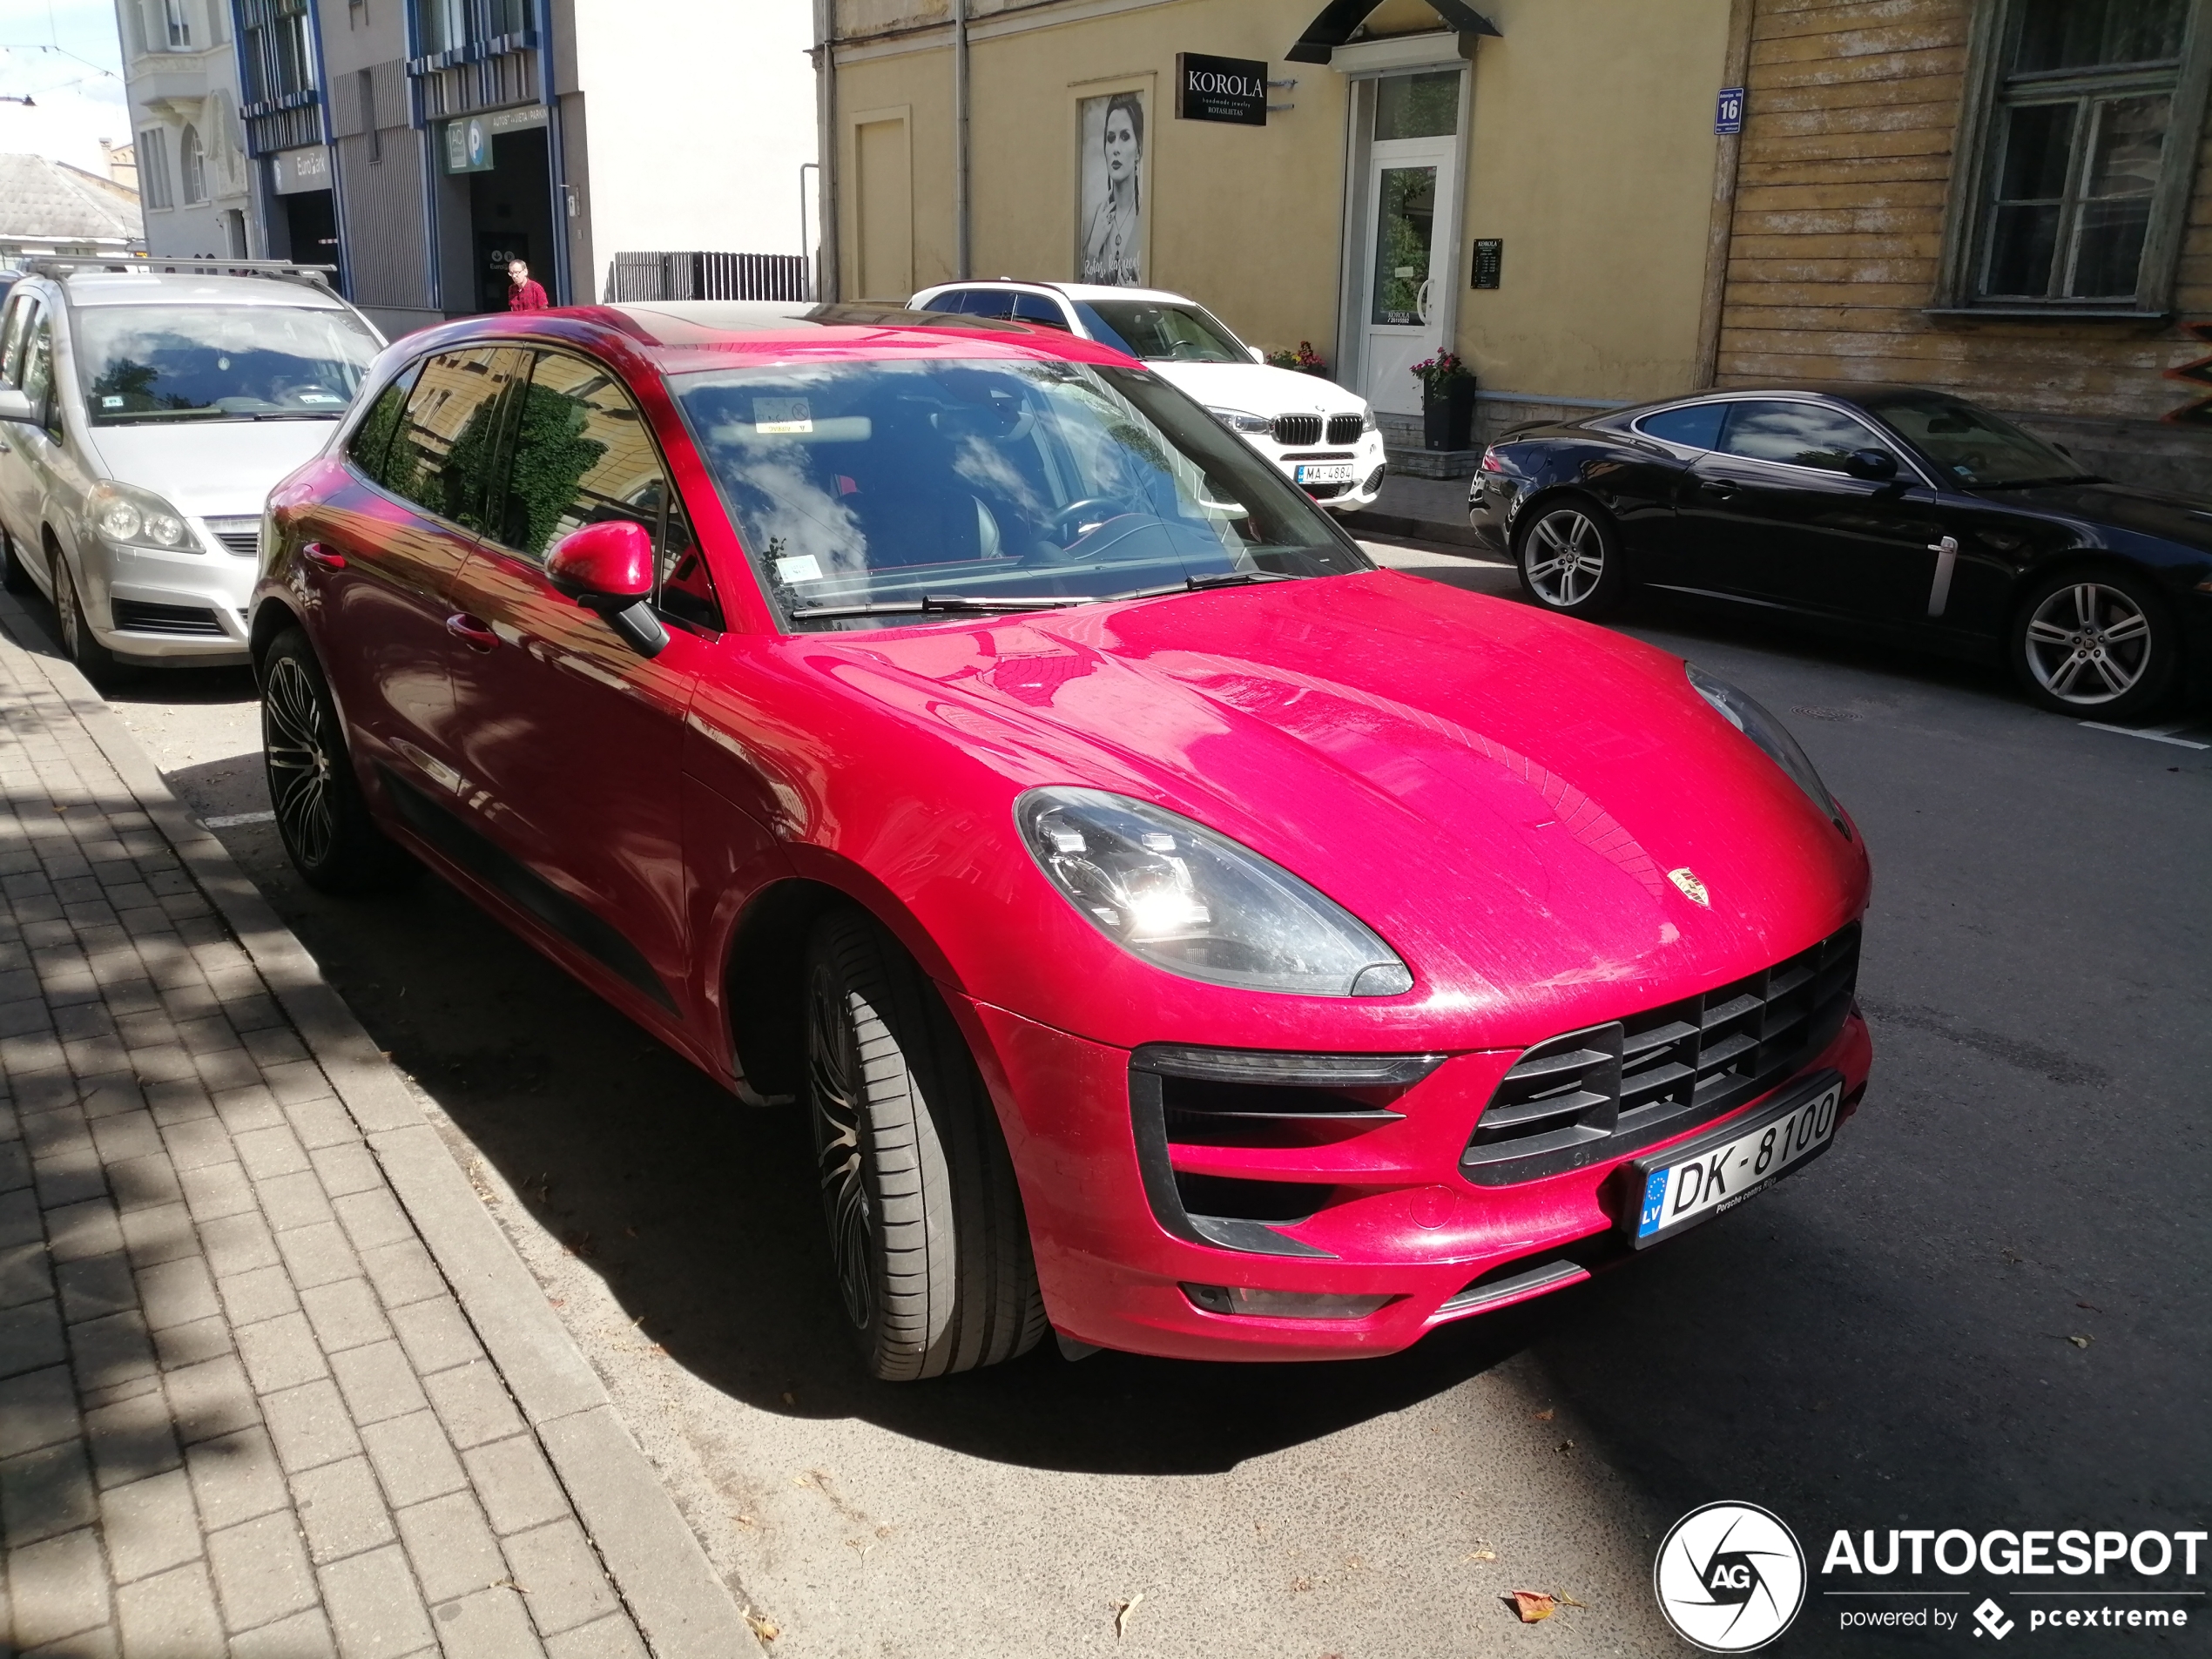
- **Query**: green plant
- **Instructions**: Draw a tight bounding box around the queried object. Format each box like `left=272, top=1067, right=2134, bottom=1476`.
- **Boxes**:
left=1410, top=351, right=1473, bottom=395
left=1267, top=341, right=1327, bottom=374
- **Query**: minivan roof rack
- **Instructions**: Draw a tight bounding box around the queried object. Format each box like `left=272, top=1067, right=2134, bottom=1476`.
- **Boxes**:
left=24, top=257, right=338, bottom=293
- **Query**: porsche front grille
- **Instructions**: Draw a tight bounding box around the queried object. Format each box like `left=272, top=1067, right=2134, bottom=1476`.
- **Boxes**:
left=1462, top=923, right=1861, bottom=1185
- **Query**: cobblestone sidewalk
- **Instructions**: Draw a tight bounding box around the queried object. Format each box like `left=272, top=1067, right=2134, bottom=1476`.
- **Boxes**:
left=0, top=615, right=739, bottom=1656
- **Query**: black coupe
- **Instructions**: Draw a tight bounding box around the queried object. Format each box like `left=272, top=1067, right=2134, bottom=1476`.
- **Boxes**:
left=1471, top=385, right=2212, bottom=718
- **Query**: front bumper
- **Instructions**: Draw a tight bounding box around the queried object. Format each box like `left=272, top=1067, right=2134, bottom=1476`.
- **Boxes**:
left=965, top=996, right=1872, bottom=1362
left=79, top=538, right=257, bottom=664
left=1242, top=429, right=1390, bottom=513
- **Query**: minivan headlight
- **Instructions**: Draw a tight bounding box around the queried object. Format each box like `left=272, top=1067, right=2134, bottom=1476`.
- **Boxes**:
left=1686, top=664, right=1850, bottom=836
left=1015, top=787, right=1413, bottom=996
left=1207, top=408, right=1273, bottom=436
left=87, top=482, right=194, bottom=552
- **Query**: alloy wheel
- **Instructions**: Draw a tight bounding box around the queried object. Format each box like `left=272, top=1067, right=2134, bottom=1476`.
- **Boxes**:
left=808, top=971, right=876, bottom=1332
left=54, top=561, right=79, bottom=658
left=261, top=656, right=338, bottom=867
left=2021, top=582, right=2153, bottom=705
left=1525, top=509, right=1606, bottom=607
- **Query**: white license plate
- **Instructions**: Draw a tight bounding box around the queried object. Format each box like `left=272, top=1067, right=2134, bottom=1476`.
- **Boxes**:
left=1295, top=462, right=1356, bottom=485
left=1628, top=1073, right=1842, bottom=1249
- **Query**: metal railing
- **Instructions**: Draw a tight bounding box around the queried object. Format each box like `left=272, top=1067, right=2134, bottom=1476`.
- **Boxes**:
left=606, top=252, right=813, bottom=304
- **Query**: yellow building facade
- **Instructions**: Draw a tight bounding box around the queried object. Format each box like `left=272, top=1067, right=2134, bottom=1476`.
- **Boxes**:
left=822, top=0, right=1739, bottom=455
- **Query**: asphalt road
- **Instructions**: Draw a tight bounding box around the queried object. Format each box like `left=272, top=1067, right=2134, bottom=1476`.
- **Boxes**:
left=57, top=544, right=2212, bottom=1658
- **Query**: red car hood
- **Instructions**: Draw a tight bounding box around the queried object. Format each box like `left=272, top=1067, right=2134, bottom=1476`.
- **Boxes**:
left=784, top=570, right=1869, bottom=1046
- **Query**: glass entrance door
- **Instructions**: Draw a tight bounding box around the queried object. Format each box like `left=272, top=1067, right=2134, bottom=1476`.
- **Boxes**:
left=1357, top=71, right=1463, bottom=416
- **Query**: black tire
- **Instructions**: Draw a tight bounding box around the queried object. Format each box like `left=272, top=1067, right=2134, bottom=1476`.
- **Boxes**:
left=1512, top=493, right=1629, bottom=619
left=51, top=548, right=127, bottom=686
left=259, top=629, right=418, bottom=894
left=2009, top=565, right=2178, bottom=720
left=0, top=525, right=31, bottom=594
left=806, top=908, right=1045, bottom=1381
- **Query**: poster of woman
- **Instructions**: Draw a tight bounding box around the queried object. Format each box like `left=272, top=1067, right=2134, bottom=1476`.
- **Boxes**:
left=1077, top=91, right=1145, bottom=287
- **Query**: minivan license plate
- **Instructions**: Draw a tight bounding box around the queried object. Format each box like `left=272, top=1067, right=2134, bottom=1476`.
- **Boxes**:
left=1626, top=1072, right=1842, bottom=1249
left=1295, top=462, right=1355, bottom=485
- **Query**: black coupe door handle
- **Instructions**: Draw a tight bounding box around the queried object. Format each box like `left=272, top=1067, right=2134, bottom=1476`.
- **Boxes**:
left=1702, top=480, right=1742, bottom=499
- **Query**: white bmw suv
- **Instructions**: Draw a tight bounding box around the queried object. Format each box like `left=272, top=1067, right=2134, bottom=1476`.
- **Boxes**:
left=0, top=260, right=383, bottom=681
left=911, top=280, right=1386, bottom=515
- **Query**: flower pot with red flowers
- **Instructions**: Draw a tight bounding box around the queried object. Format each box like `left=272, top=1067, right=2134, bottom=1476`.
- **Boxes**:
left=1266, top=341, right=1331, bottom=376
left=1412, top=351, right=1477, bottom=451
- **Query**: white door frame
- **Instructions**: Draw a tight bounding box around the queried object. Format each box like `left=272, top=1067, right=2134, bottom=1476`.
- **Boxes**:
left=1332, top=42, right=1473, bottom=408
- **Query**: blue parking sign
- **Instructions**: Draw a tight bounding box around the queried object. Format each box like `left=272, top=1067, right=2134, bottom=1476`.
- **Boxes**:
left=1716, top=86, right=1744, bottom=134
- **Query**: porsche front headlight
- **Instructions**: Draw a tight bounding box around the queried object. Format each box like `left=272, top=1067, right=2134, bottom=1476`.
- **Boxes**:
left=1015, top=787, right=1413, bottom=997
left=1687, top=664, right=1850, bottom=837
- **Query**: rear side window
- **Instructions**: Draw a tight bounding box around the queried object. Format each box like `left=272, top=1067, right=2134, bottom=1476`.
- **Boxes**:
left=498, top=349, right=721, bottom=627
left=958, top=288, right=1018, bottom=320
left=347, top=361, right=423, bottom=488
left=1634, top=401, right=1726, bottom=451
left=1717, top=401, right=1894, bottom=475
left=1011, top=293, right=1071, bottom=331
left=924, top=290, right=979, bottom=314
left=381, top=347, right=529, bottom=529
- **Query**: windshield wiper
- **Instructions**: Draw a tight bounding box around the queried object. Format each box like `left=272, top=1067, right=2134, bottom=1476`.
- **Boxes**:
left=250, top=410, right=344, bottom=421
left=789, top=593, right=1077, bottom=621
left=1971, top=474, right=2106, bottom=489
left=1099, top=570, right=1298, bottom=603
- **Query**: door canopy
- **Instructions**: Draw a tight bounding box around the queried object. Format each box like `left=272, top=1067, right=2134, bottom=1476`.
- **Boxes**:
left=1285, top=0, right=1501, bottom=64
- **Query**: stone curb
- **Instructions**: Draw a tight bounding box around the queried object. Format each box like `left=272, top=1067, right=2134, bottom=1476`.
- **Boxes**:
left=0, top=592, right=758, bottom=1659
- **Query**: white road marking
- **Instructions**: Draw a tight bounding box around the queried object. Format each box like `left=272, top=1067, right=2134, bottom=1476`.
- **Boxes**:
left=202, top=810, right=277, bottom=828
left=2079, top=721, right=2210, bottom=750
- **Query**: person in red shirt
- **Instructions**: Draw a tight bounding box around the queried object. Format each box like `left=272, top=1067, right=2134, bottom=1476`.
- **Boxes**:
left=506, top=259, right=549, bottom=312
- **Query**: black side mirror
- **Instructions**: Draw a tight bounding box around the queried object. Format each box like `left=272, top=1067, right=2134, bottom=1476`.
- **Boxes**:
left=1843, top=448, right=1898, bottom=482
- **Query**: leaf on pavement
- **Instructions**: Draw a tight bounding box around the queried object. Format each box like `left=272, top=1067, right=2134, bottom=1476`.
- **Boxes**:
left=1467, top=1550, right=1498, bottom=1561
left=1115, top=1592, right=1144, bottom=1638
left=2067, top=1335, right=2092, bottom=1348
left=745, top=1609, right=779, bottom=1641
left=1531, top=1409, right=1554, bottom=1420
left=1507, top=1590, right=1556, bottom=1622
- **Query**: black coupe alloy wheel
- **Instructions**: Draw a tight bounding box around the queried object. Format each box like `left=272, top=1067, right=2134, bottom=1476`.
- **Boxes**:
left=803, top=909, right=1046, bottom=1382
left=258, top=630, right=417, bottom=895
left=1514, top=497, right=1626, bottom=617
left=2013, top=571, right=2175, bottom=718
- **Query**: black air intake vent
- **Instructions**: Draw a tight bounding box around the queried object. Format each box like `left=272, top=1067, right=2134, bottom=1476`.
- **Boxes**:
left=1464, top=923, right=1860, bottom=1185
left=111, top=600, right=226, bottom=636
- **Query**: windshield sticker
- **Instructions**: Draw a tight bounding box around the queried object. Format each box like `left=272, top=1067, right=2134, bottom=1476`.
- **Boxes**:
left=297, top=391, right=342, bottom=404
left=775, top=553, right=824, bottom=583
left=754, top=398, right=813, bottom=435
left=101, top=395, right=124, bottom=408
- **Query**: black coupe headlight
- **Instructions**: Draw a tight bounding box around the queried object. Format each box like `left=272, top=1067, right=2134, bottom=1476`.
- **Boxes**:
left=1015, top=787, right=1414, bottom=997
left=1686, top=664, right=1851, bottom=838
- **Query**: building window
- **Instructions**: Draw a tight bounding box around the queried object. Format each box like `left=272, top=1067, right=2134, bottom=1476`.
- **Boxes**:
left=164, top=0, right=191, bottom=48
left=1961, top=0, right=2209, bottom=310
left=138, top=127, right=174, bottom=210
left=239, top=0, right=315, bottom=108
left=415, top=0, right=529, bottom=57
left=179, top=125, right=206, bottom=202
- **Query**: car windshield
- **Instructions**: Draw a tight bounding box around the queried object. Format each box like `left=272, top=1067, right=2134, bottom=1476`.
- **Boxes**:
left=669, top=356, right=1370, bottom=633
left=1858, top=389, right=2086, bottom=488
left=1072, top=300, right=1249, bottom=364
left=71, top=303, right=379, bottom=424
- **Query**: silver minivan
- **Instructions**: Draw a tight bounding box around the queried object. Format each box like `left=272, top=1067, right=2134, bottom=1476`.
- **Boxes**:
left=0, top=260, right=383, bottom=680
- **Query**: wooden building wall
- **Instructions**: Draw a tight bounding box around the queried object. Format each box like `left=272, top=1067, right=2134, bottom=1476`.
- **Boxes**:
left=1715, top=0, right=2212, bottom=488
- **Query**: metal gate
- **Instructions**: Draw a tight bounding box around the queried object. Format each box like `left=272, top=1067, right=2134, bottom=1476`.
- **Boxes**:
left=605, top=252, right=812, bottom=302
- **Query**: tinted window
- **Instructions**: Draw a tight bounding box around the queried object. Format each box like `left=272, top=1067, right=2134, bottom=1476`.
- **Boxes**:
left=346, top=361, right=422, bottom=487
left=1717, top=401, right=1894, bottom=474
left=669, top=356, right=1368, bottom=634
left=963, top=288, right=1019, bottom=320
left=1634, top=402, right=1727, bottom=451
left=1074, top=300, right=1246, bottom=363
left=1011, top=293, right=1071, bottom=331
left=1857, top=388, right=2080, bottom=487
left=382, top=347, right=529, bottom=529
left=931, top=290, right=990, bottom=314
left=499, top=350, right=721, bottom=628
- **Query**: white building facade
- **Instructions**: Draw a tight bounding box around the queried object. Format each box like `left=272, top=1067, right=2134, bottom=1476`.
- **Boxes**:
left=116, top=0, right=258, bottom=260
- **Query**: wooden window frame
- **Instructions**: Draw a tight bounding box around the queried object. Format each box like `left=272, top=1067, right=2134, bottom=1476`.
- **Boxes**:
left=1935, top=0, right=2212, bottom=320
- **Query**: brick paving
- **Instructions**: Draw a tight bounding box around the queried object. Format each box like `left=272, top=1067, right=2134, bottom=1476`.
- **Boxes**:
left=0, top=640, right=651, bottom=1654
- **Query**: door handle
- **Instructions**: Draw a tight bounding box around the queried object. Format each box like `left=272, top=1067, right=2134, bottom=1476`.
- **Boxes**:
left=1702, top=480, right=1741, bottom=499
left=445, top=612, right=500, bottom=651
left=301, top=542, right=345, bottom=570
left=1925, top=535, right=1959, bottom=618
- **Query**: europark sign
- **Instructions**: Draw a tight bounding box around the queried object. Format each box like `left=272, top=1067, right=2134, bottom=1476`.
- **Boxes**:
left=441, top=103, right=550, bottom=174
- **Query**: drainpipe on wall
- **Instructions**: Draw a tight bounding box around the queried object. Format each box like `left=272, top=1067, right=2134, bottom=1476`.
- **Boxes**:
left=813, top=0, right=840, bottom=301
left=1693, top=0, right=1757, bottom=388
left=954, top=0, right=970, bottom=280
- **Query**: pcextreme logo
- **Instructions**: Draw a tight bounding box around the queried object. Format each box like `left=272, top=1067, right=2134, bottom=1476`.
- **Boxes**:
left=1654, top=1501, right=1808, bottom=1652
